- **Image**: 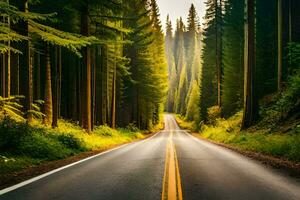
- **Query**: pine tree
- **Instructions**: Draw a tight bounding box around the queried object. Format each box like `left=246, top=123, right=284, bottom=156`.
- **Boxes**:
left=186, top=80, right=200, bottom=121
left=165, top=15, right=176, bottom=112
left=173, top=18, right=187, bottom=115
left=222, top=0, right=244, bottom=117
left=123, top=0, right=167, bottom=129
left=199, top=0, right=218, bottom=121
left=241, top=0, right=259, bottom=129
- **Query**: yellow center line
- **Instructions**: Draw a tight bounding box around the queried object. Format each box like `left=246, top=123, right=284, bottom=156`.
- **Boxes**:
left=162, top=131, right=183, bottom=200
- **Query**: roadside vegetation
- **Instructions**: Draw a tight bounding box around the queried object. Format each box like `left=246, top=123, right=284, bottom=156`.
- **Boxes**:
left=0, top=117, right=147, bottom=175
left=175, top=70, right=300, bottom=163
left=169, top=1, right=300, bottom=165
left=176, top=113, right=300, bottom=163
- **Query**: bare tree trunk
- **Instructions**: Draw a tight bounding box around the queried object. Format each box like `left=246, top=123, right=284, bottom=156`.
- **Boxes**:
left=91, top=47, right=96, bottom=129
left=1, top=54, right=5, bottom=97
left=289, top=0, right=292, bottom=43
left=35, top=53, right=41, bottom=100
left=101, top=46, right=108, bottom=125
left=58, top=47, right=62, bottom=117
left=10, top=53, right=19, bottom=95
left=6, top=16, right=11, bottom=97
left=288, top=0, right=292, bottom=70
left=52, top=47, right=58, bottom=128
left=277, top=0, right=283, bottom=92
left=110, top=55, right=116, bottom=129
left=241, top=0, right=258, bottom=129
left=44, top=44, right=52, bottom=126
left=81, top=4, right=92, bottom=133
left=215, top=0, right=222, bottom=110
left=11, top=0, right=33, bottom=122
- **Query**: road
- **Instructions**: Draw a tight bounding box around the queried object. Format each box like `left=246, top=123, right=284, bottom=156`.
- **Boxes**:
left=1, top=114, right=300, bottom=200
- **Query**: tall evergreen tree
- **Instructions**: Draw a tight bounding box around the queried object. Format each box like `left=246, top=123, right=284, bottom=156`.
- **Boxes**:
left=241, top=0, right=259, bottom=129
left=222, top=0, right=244, bottom=117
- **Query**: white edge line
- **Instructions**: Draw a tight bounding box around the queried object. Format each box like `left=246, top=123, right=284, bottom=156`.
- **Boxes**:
left=0, top=131, right=161, bottom=195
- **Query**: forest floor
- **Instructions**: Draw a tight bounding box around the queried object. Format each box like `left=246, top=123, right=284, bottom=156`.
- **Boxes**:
left=175, top=113, right=300, bottom=176
left=0, top=118, right=163, bottom=189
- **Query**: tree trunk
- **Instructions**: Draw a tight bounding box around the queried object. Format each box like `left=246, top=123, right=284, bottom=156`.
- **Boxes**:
left=10, top=53, right=19, bottom=95
left=288, top=0, right=292, bottom=69
left=101, top=46, right=108, bottom=125
left=215, top=0, right=222, bottom=110
left=91, top=47, right=96, bottom=129
left=241, top=0, right=258, bottom=129
left=11, top=0, right=33, bottom=122
left=44, top=44, right=52, bottom=126
left=1, top=54, right=5, bottom=97
left=289, top=0, right=292, bottom=43
left=110, top=57, right=116, bottom=129
left=52, top=47, right=59, bottom=128
left=277, top=0, right=283, bottom=92
left=6, top=35, right=10, bottom=97
left=81, top=4, right=92, bottom=133
left=35, top=53, right=41, bottom=100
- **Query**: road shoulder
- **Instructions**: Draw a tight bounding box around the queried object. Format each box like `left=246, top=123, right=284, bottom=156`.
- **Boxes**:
left=0, top=132, right=157, bottom=190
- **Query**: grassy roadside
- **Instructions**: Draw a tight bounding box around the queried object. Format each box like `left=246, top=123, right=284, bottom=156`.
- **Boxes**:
left=0, top=117, right=162, bottom=176
left=175, top=113, right=300, bottom=163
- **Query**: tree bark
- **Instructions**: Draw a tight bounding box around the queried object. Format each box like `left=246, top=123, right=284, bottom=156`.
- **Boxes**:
left=110, top=54, right=116, bottom=129
left=277, top=0, right=283, bottom=92
left=35, top=53, right=41, bottom=100
left=52, top=47, right=59, bottom=128
left=10, top=53, right=19, bottom=95
left=44, top=44, right=52, bottom=126
left=81, top=4, right=92, bottom=133
left=1, top=54, right=5, bottom=97
left=215, top=0, right=222, bottom=110
left=241, top=0, right=258, bottom=129
left=11, top=0, right=33, bottom=122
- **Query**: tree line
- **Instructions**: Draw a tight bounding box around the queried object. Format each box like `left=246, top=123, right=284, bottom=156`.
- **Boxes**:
left=166, top=0, right=300, bottom=129
left=0, top=0, right=167, bottom=132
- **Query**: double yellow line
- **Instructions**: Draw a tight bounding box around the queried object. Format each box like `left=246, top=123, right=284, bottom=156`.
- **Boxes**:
left=162, top=131, right=183, bottom=200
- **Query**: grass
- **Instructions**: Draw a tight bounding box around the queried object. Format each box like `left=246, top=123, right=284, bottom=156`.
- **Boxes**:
left=175, top=114, right=197, bottom=131
left=175, top=112, right=300, bottom=163
left=0, top=117, right=146, bottom=175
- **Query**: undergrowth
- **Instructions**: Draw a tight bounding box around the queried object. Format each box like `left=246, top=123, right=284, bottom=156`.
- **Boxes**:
left=175, top=112, right=300, bottom=163
left=0, top=117, right=145, bottom=175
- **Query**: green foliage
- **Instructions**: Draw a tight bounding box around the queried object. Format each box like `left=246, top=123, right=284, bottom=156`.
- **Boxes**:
left=123, top=0, right=167, bottom=129
left=222, top=0, right=244, bottom=117
left=0, top=96, right=24, bottom=121
left=0, top=117, right=145, bottom=174
left=56, top=134, right=85, bottom=150
left=185, top=81, right=200, bottom=121
left=288, top=42, right=300, bottom=73
left=260, top=69, right=300, bottom=126
left=177, top=112, right=300, bottom=163
left=0, top=117, right=73, bottom=160
left=199, top=0, right=219, bottom=121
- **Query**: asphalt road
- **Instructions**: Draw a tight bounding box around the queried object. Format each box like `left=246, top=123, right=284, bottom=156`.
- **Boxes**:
left=1, top=114, right=300, bottom=200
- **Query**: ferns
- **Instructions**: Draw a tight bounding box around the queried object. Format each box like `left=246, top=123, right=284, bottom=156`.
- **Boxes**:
left=0, top=96, right=24, bottom=121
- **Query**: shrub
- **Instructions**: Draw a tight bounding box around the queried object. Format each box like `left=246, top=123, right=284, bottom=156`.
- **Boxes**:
left=0, top=117, right=32, bottom=150
left=57, top=134, right=85, bottom=151
left=207, top=106, right=221, bottom=125
left=18, top=133, right=72, bottom=160
left=126, top=123, right=140, bottom=132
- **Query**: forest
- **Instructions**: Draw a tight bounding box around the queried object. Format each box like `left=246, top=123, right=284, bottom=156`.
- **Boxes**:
left=0, top=0, right=167, bottom=131
left=168, top=0, right=300, bottom=163
left=0, top=0, right=300, bottom=190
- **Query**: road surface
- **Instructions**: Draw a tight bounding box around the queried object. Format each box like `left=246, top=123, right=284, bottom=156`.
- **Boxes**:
left=1, top=114, right=300, bottom=200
